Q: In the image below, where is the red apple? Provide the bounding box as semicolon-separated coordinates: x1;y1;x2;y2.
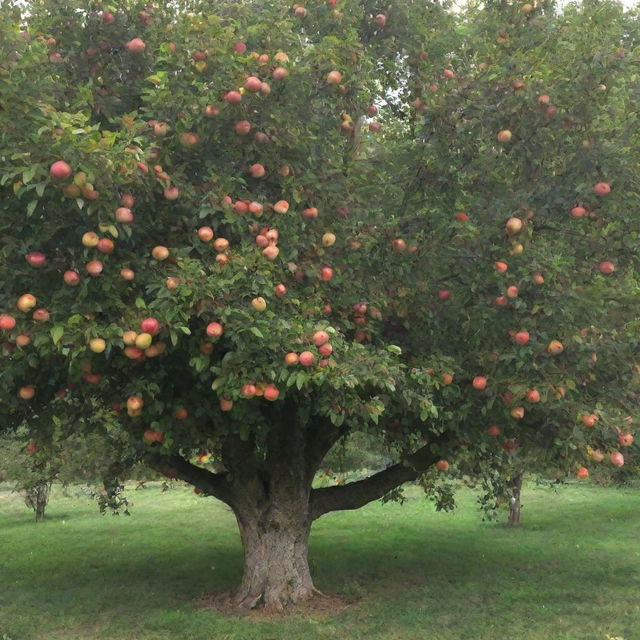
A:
220;397;233;411
302;207;318;219
320;267;333;281
571;206;587;218
250;163;266;178
233;42;247;54
204;104;220;117
263;384;280;401
244;76;262;92
50;160;72;180
274;284;287;298
274;200;290;214
526;389;540;403
576;466;589;479
213;238;229;252
284;352;299;365
437;289;451;301
241;383;257;398
514;331;530;345
120;268;135;281
487;425;501;436
206;322;224;338
436;459;449;471
25;252;46;268
197;226;214;242
617;433;634;447
125;38;146;54
442;69;455;79
497;130;512;143
115;207;134;223
312;330;329;346
224;90;242;104
392;238;406;252
140;317;160;335
598;261;615;275
610;451;624;467
18;385;35;400
0;314;16;330
97;238;114;254
263;245;280;260
374;13;387;27
326;70;342;84
299;351;315;367
593;182;611;196
582;414;598;428
547;340;564;355
235;120;251;136
506;285;519;298
472;376;487;390
164;186;180;200
151;246;169;260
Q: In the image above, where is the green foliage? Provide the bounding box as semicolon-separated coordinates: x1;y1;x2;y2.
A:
0;0;639;491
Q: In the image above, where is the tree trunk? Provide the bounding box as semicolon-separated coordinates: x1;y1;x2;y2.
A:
232;506;314;611
24;480;51;522
508;473;523;526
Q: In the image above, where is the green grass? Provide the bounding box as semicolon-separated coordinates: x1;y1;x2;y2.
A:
1;481;639;640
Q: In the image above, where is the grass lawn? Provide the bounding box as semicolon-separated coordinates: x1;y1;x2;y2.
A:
0;480;639;640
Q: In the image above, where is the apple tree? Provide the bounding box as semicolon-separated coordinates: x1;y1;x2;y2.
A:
1;0;639;610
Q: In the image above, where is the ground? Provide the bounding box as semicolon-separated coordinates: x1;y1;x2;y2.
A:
0;480;638;640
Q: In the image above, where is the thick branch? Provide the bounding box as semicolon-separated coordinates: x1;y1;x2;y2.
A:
309;438;445;520
144;451;234;508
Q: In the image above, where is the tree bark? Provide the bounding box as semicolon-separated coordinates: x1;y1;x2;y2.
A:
24;480;51;522
508;473;523;526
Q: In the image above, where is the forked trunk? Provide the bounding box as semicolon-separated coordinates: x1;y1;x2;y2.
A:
232;507;314;611
508;473;523;526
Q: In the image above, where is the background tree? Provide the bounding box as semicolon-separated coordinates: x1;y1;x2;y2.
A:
1;0;639;611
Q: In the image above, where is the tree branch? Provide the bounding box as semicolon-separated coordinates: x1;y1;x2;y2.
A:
144;451;234;508
309;437;446;520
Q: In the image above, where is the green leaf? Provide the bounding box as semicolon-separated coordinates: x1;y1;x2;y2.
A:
51;325;64;345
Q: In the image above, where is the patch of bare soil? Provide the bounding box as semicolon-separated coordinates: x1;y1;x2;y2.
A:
195;590;356;620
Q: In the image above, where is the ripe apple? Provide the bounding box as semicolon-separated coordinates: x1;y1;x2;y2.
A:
120;268;135;281
152;246;169;260
284;352;299;365
0;314;16;330
547;340;564;355
532;272;544;285
17;294;37;312
326;70;342;84
224;90;242;104
495;295;508;307
263;384;280;401
455;212;469;223
250;163;266;178
164;186;180;200
617;433;634;447
166;277;180;290
233;41;247;53
487;425;501;436
274;284;287;298
197;226;214;242
582;414;598;428
598;261;615;275
272;67;288;80
274;200;290;214
180;132;200;148
472;376;487;390
263;245;280;260
234;200;249;214
497;130;512;143
124;346;143;359
511;406;525;419
121;193;134;208
25;252;46;268
18;385;35;400
442;69;455;79
89;338;106;353
206;322;224;338
514;331;530;345
220;397;233;411
245;76;262;92
32;308;50;322
506;286;519;298
252;297;267;312
50;160;72;180
369;122;381;133
320;266;333;281
127;396;144;412
576;466;589;479
125;38;146;53
135;332;153;349
299;351;315;367
436;459;449;471
123;331;137;346
322;232;336;247
438;289;451;301
494;261;508;273
610;451;624;467
143;429;164;444
593;182;611;196
204;104;220;117
102;11;115;24
115;207;134;223
97;238;114;254
241;383;256;398
441;373;453;385
312;330;329;347
571;206;587;218
302;207;318;219
140;317;160;335
213;238;229;252
526;389;540;403
505;217;523;235
374;13;387;27
82;231;99;247
392;238;406;252
249;201;263;215
235;120;251;136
